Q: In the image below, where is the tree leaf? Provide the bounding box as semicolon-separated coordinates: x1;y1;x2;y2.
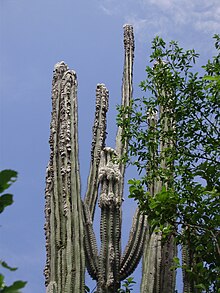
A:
1;280;27;292
0;260;17;272
0;170;17;194
0;194;13;213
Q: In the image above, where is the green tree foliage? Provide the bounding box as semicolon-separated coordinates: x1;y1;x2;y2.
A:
0;170;27;293
118;277;136;293
117;35;220;292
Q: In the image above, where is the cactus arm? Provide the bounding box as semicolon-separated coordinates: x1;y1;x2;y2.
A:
119;209;148;281
45;62;85;293
160;235;177;292
141;97;176;292
182;243;192;293
141;108;162;293
83;202;99;280
141;232;162;292
158;100;177;293
97;148;122;293
98;196;108;291
182;236;198;293
115;24;134;175
158;103;176;292
84;84;109;220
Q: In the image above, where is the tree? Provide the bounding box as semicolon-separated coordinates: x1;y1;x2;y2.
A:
117;35;220;292
0;170;27;293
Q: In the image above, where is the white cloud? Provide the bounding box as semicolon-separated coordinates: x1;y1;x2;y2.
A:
142;0;219;34
99;0;119;15
98;0;220;39
98;0;130;16
147;0;175;9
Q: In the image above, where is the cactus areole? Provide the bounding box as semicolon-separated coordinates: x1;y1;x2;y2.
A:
45;25;176;293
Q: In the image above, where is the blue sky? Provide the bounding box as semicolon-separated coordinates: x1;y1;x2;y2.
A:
0;0;219;292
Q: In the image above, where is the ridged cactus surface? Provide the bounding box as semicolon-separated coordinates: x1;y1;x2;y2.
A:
45;63;85;293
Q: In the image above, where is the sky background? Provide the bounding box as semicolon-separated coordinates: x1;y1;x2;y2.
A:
0;0;219;292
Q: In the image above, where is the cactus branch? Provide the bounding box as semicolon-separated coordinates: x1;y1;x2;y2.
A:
120;209;148;281
83;202;99;281
85;84;109;220
97;148;122;293
141;232;162;292
141;86;176;292
182;243;192;293
115;24;134;175
182;229;198;293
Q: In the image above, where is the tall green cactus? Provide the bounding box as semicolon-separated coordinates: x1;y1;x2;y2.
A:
45;25;178;293
45;63;85;293
141;74;177;293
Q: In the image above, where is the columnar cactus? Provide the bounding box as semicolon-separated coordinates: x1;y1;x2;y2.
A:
182;234;199;292
45;25;177;293
141;85;177;292
45;63;85;293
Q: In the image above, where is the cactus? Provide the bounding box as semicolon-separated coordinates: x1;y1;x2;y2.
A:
141;78;177;293
83;25;148;293
44;63;85;292
182;234;199;293
45;25;178;293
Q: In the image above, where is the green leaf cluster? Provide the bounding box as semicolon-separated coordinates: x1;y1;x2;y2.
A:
0;170;27;293
85;277;136;293
118;277;136;293
117;35;220;292
0;170;17;214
